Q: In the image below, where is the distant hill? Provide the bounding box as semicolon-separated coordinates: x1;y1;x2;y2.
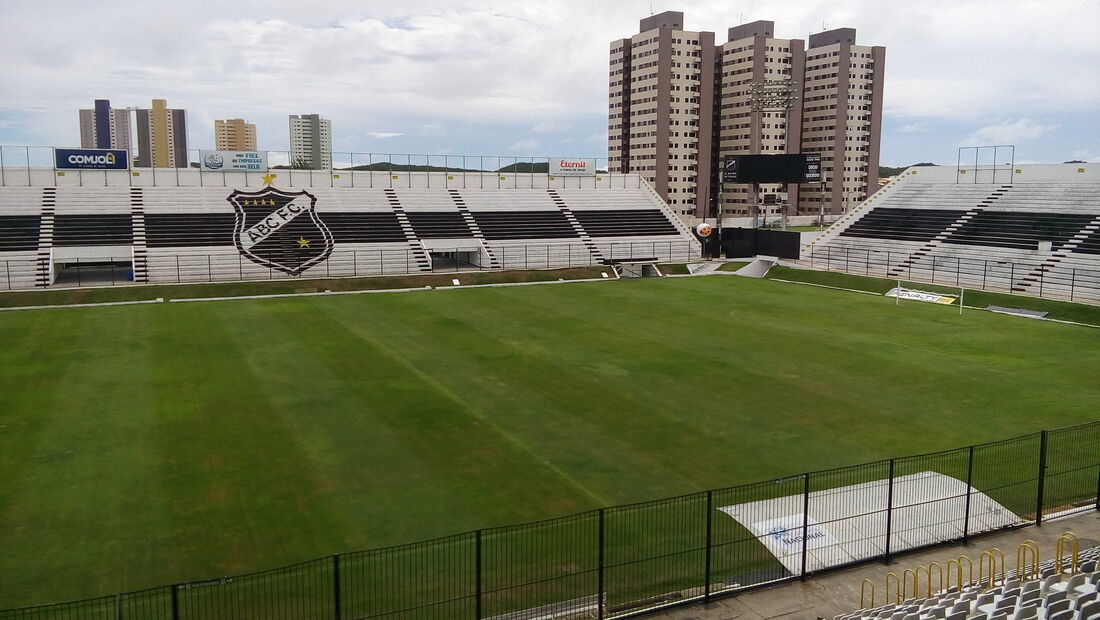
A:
879;162;936;177
342;162;484;172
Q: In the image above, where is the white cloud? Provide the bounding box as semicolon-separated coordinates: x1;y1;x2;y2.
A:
962;119;1058;145
506;138;540;153
897;122;929;134
368;132;404;139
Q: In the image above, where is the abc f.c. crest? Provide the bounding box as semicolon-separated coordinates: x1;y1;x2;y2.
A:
228;187;333;275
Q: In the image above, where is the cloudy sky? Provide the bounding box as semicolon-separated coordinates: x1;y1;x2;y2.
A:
0;0;1097;166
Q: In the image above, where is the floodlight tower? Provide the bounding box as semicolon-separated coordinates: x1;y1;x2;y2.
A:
748;79;797;228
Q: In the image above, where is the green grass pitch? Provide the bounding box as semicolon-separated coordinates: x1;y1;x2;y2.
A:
0;275;1097;607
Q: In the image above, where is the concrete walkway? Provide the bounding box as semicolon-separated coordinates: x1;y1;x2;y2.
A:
649;510;1100;620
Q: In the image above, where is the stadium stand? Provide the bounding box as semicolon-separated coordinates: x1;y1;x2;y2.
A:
802;165;1100;302
838;542;1100;620
0;178;699;288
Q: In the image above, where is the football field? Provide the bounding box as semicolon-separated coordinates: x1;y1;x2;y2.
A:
1;275;1097;607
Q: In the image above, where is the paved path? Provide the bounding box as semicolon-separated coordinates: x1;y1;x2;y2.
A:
649;510;1100;620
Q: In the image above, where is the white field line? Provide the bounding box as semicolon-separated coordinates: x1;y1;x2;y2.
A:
0;299;165;312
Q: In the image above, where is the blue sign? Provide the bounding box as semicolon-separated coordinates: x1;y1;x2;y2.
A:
55;148;129;170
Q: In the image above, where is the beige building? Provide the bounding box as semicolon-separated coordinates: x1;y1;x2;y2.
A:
609;11;884;219
214;119;257;151
134;99;188;168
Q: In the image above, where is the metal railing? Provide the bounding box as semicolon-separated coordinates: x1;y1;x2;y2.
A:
801;244;1100;304
0;146;619;188
3;421;1097;618
0;241;702;291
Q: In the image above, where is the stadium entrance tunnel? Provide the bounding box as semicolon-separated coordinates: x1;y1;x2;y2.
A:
52;259;135;286
611;261;661;278
430;249;485;270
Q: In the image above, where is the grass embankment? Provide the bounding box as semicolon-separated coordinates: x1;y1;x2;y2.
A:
717;261;752;272
0;267;609;308
766;265;1100;325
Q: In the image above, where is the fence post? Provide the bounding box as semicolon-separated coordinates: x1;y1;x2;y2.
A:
333;554;342;620
1095;462;1100;512
963;445;975;544
704;490;714;601
1095;461;1100;512
1035;431;1048;525
475;529;483;619
884;459;896;564
597;508;606;620
800;473;811;580
1070;269;1076;301
983;260;988;290
171;584;180;620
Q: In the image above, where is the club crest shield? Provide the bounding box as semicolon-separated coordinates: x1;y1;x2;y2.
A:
228;187;334;275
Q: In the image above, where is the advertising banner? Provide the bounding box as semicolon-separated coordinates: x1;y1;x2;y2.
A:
885;287;957;304
55;148;129;170
200;150;268;172
550;158;597;176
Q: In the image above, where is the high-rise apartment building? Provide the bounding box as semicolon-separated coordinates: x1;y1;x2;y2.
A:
609;11;884;219
214;118;257;151
134;99;189;168
78;99;132;151
289;114;332;170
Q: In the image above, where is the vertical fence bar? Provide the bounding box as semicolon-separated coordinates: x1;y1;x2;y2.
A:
963;445;974;544
704;490;714;601
1071;269;1076;301
333;554;341;620
1095;461;1100;511
800;472;811;580
475;529;483;619
884;459;896;564
597;508;606;620
1035;431;1048;525
171;585;179;620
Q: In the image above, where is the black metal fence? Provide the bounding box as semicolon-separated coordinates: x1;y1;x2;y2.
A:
3;421;1097;619
801;244;1100;304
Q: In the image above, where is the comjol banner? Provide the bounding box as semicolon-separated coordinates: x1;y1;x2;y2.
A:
55;148;129;170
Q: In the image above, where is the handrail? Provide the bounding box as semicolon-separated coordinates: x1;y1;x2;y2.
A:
1056;532;1080;574
1016;540;1040;581
860;578;875;609
978;548;1005;589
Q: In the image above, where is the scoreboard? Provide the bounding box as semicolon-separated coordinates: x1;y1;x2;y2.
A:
723;154;822;184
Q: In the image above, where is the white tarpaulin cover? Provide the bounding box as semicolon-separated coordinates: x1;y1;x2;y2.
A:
719;471;1022;574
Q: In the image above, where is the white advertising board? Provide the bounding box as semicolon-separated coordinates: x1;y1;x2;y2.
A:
200;150;268;172
885;287;956;305
719;471;1020;574
550;158;597;177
